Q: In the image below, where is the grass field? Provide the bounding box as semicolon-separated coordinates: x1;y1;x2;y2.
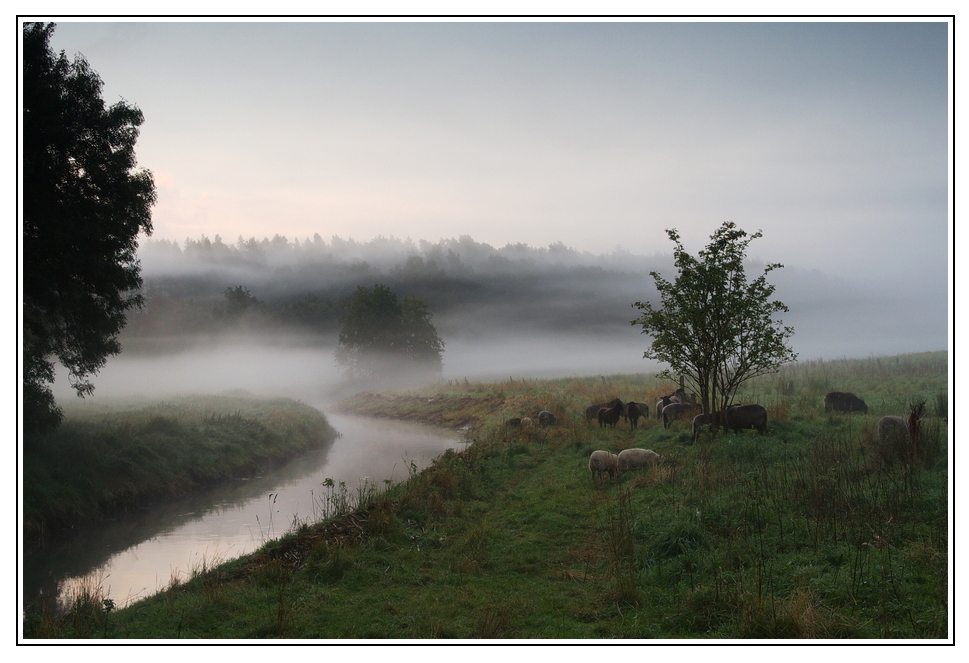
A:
24;351;948;640
22;394;338;539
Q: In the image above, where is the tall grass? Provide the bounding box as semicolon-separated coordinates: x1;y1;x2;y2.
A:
23;395;338;538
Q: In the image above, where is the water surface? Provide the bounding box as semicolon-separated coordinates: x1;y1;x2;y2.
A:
23;412;463;613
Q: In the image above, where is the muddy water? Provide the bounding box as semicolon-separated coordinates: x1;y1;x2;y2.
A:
22;412;464;615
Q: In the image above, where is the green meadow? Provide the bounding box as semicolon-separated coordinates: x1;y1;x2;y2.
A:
25;352;948;640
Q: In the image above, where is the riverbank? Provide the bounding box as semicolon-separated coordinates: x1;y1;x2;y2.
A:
25;352;949;639
22;394;338;539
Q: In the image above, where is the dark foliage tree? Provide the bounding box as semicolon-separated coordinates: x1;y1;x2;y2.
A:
221;285;263;318
631;222;797;415
23;22;156;433
336;284;444;378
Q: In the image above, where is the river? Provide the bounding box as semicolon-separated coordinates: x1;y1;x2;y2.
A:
22;411;465;616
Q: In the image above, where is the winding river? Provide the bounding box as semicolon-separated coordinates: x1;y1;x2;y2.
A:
22;411;464;615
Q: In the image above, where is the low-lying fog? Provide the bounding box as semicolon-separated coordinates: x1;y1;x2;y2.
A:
51;331;666;406
50;235;948;406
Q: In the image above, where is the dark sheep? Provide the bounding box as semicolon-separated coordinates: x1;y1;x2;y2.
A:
538;410;557;426
625;401;648;430
597;401;624;428
724;404;768;434
662;402;697;428
586;398;623;421
824;391;868;414
506;417;523;428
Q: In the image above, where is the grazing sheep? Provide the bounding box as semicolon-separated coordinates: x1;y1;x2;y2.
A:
824;391;868;414
618;448;664;472
586;398;623;420
662;402;697;428
506;417;523;428
691;410;726;443
538;410;557;426
691;405;766;441
589;450;620;480
521;417;533;427
876;415;909;464
724;404;768;435
597;400;624;428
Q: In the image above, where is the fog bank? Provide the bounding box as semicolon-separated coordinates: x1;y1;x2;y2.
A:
51;234;948;406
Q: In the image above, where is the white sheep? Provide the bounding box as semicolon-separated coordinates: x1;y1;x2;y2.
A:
589;450;620;481
618;448;664;472
521;417;533;427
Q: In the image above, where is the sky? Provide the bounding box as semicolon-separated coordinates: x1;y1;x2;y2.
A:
37;18;951;293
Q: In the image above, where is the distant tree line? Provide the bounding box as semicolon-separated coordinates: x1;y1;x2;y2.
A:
123;234;664;343
140;233;656;275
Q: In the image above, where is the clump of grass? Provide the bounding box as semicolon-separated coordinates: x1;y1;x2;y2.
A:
25;575;116;639
473;605;515;638
739;587;856;639
305;543;352;584
605;489;639;606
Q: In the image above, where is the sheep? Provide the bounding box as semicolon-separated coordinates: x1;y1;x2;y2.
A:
824;391;868;414
625;402;646;430
586;398;623;420
724;404;768;434
521;417;533;427
589;450;620;481
618;448;664;472
655;388;688;418
662;402;697;428
538;410;557;426
655;395;677;419
690;404;767;442
597;400;624;428
691;410;726;443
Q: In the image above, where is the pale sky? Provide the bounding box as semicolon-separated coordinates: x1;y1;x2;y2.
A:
42;18;950;289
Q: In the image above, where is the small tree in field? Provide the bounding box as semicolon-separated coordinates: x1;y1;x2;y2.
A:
631;222;797;415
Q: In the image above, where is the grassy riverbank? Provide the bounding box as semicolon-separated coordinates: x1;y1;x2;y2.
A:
26;352;949;640
22;394;338;538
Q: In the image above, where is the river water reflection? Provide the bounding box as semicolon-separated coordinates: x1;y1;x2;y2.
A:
23;412;464;614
